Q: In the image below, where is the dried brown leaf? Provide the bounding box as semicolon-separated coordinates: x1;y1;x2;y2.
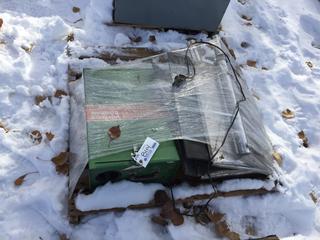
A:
35;95;46;105
148;35;156;43
108;125;121;146
306;61;313;69
0;122;9;133
237;0;247;5
217;25;223;33
247;60;257;68
281;108;295;119
309;191;318;204
55;163;69;175
52;152;68;166
14;174;27;186
171;211;184;226
68;67;82;81
0;18;3;29
160;201;174;219
21;43;34;53
45;132;55;141
72;7;80;13
241;15;252;21
240;41;250;48
298;130;309;148
30;130;42;144
154;190;170;206
54;89;68;98
160;200;184;226
298;130;305;139
14;172;38;186
66;32;74;42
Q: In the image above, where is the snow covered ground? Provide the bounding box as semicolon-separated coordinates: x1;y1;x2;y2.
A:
0;0;319;239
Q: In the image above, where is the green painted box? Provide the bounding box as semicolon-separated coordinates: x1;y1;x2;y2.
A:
83;67;181;189
89;141;180;188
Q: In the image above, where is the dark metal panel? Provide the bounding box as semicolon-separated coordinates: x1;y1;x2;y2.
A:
113;0;230;32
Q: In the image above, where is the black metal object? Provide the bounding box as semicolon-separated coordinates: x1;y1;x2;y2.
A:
113;0;231;32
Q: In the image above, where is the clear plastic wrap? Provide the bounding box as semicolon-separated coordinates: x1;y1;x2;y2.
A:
69;36;276;195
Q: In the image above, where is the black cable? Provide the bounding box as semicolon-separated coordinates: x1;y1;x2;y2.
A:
184;40;247;162
173;40;247;217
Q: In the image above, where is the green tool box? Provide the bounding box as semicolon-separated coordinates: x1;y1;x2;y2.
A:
83;67;181;189
89;141;180;188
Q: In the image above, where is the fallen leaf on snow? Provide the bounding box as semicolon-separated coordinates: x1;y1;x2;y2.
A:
154;190;170;206
0;18;3;29
54;89;68;98
68;67;82;81
247;60;257;68
21;43;34;53
72;7;80;13
298;130;309;148
241;15;252;21
14;172;38;186
281;108;295;119
240;41;250;48
66;32;74;42
237;0;247;5
149;35;156;43
306;61;313;69
52;152;69;175
171;211;184;226
52;152;68;166
14;174;27;186
30;130;42;144
0;121;9;133
160;201;184;226
45;132;55;141
55;163;69;175
35;95;46;105
309;191;318;204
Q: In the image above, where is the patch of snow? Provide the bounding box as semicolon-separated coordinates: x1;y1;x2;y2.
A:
76;181;165;211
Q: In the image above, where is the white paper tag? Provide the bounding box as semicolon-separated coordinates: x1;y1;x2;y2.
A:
132;137;159;168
